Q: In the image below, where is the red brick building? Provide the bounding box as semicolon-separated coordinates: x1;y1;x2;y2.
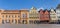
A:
39;9;44;21
43;9;49;22
39;9;50;23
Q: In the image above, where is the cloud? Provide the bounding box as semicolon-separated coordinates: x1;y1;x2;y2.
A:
0;9;4;10
37;7;44;11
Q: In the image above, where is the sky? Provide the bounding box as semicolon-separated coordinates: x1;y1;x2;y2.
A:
0;0;60;10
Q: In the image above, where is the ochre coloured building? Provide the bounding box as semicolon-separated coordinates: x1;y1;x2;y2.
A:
0;10;3;24
1;10;20;24
0;9;29;24
20;9;29;24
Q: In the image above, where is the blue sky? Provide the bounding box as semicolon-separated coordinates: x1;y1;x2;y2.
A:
0;0;60;10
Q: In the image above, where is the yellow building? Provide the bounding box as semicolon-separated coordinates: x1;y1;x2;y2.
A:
20;9;29;24
0;10;21;24
29;7;39;24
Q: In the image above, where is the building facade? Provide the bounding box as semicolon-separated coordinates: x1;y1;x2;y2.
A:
29;7;39;24
20;9;29;24
56;9;60;23
0;6;60;24
0;9;29;24
1;10;20;24
43;9;50;23
50;8;58;23
0;10;3;24
56;4;60;23
39;9;44;21
39;9;49;23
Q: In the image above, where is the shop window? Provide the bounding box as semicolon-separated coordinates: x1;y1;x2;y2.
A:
22;20;27;24
15;19;17;24
18;20;21;24
2;20;4;24
5;20;10;23
29;20;34;24
12;19;17;24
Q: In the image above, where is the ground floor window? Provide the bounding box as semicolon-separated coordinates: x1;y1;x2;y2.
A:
5;20;10;24
2;20;4;24
34;20;40;24
29;20;40;24
18;19;21;24
29;20;34;24
12;19;17;24
22;20;27;24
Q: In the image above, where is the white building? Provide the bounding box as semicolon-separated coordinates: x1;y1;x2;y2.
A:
50;8;58;23
56;9;60;23
56;4;60;23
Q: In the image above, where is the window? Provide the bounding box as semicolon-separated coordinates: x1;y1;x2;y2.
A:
22;20;27;24
12;20;13;23
58;16;60;18
51;11;55;13
15;19;17;24
12;15;15;18
57;12;60;14
51;16;56;17
6;15;10;19
18;15;20;18
12;19;17;24
9;15;10;18
18;19;21;24
5;20;10;23
6;15;8;18
34;20;40;24
12;15;14;18
22;14;26;18
2;20;4;24
2;15;4;18
29;20;34;24
15;15;16;18
6;15;10;18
